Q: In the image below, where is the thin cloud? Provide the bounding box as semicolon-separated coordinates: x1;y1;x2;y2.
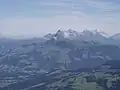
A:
30;0;120;16
82;0;120;11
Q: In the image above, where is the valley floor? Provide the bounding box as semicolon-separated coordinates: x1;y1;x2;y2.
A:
1;70;120;90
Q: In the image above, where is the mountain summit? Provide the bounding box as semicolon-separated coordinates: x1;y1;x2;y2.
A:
44;29;79;40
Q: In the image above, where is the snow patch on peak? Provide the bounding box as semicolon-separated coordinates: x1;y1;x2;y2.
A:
64;29;79;37
81;29;108;38
55;29;79;38
99;31;108;38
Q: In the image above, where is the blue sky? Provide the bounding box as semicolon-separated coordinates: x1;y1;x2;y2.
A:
0;0;120;38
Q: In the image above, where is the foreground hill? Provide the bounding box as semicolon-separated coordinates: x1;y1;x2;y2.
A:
1;70;120;90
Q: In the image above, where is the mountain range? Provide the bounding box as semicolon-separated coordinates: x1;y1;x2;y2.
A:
44;29;117;40
0;29;120;88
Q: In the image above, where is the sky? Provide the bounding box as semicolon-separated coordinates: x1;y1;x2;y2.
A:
0;0;120;38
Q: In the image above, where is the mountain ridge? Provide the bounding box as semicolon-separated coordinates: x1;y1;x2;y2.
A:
44;29;108;40
44;29;120;42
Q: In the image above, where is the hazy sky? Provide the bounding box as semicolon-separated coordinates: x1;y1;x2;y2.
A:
0;0;120;38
